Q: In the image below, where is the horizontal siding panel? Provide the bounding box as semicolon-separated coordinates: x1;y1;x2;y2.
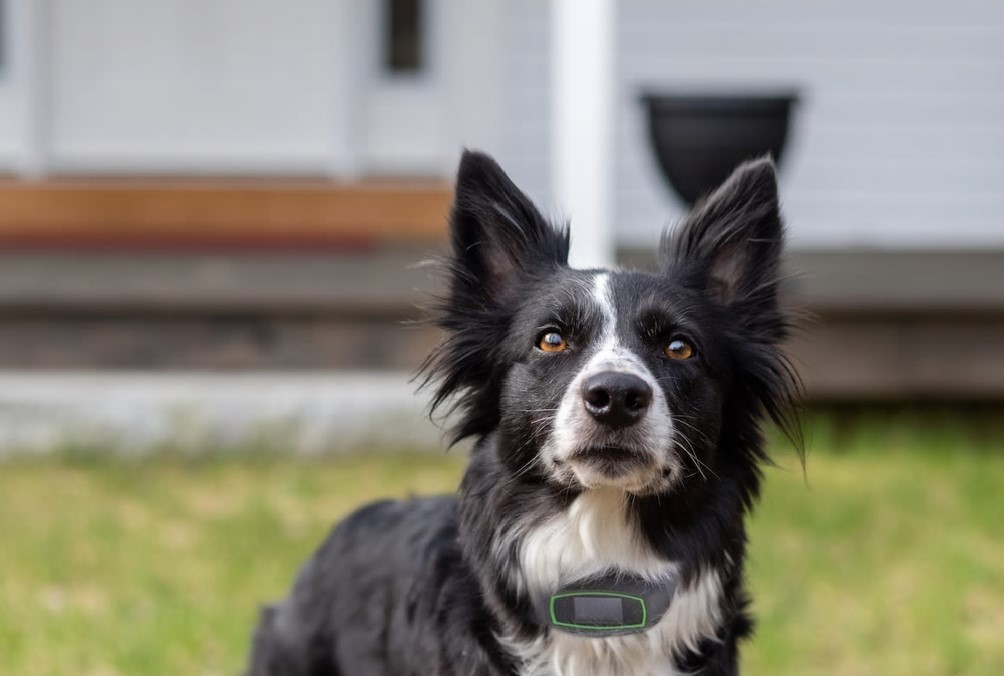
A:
623;60;1004;94
620;26;1004;59
618;189;1004;216
622;123;1004;162
620;0;1004;25
495;0;551;205
616;0;1004;248
814;95;1004;127
621;169;1004;196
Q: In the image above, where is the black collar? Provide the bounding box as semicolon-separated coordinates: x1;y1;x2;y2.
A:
536;570;679;637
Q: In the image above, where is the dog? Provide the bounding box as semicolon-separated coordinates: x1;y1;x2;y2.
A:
246;150;801;676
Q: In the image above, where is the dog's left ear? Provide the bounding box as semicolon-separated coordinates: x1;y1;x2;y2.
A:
661;157;784;308
663;159;802;453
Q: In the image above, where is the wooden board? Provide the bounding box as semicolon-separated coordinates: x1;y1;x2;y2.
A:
0;179;452;249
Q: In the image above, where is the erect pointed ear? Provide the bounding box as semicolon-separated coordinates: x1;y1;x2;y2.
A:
419;151;569;444
660;158;784;307
449;150;569;301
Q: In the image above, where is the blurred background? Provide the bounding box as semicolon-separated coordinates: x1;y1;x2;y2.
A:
0;1;1001;674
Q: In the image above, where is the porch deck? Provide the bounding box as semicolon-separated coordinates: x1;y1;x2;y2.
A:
0;179;452;249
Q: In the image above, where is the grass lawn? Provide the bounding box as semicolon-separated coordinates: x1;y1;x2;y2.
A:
1;413;1002;675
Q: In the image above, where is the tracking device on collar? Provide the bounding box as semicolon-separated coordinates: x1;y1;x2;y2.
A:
538;571;679;637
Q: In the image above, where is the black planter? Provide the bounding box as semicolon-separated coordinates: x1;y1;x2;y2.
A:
641;92;798;205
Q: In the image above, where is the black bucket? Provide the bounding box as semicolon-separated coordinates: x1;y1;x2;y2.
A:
640;92;799;205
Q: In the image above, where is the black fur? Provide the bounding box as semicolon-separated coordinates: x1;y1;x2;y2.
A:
247;151;801;675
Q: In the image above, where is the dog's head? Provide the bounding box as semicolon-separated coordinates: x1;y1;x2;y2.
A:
423;151;799;495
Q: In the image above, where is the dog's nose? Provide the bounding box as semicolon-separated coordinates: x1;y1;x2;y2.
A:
580;371;652;427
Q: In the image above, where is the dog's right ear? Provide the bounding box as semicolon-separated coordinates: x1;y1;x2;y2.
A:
449;150;569;303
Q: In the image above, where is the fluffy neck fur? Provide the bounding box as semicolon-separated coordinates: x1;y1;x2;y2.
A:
457;429;757;676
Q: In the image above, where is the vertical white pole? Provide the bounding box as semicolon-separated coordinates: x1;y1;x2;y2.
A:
552;0;616;269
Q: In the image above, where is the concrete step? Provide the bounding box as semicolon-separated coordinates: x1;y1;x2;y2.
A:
0;371;451;455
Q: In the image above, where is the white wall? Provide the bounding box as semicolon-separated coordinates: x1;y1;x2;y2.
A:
489;0;554;212
441;0;505;165
0;0;43;174
4;0;996;252
356;0;508;177
38;0;512;179
0;0;549;184
616;0;1004;249
47;0;341;175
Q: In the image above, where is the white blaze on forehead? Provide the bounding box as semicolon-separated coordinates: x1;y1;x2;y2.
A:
587;272;648;379
592;272;618;345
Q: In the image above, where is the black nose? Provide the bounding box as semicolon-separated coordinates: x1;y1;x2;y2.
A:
580;371;652;427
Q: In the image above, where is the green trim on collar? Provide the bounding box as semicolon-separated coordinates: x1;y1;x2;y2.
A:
538;571;678;638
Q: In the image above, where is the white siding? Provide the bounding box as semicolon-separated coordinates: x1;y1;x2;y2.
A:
616;0;1004;249
442;0;506;164
491;0;553;212
47;0;341;174
38;0;560;182
0;0;43;174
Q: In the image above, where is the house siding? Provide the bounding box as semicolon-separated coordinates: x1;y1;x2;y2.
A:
46;0;343;174
490;0;554;213
616;0;1004;249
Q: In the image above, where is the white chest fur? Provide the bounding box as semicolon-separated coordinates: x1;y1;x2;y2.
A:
505;489;724;676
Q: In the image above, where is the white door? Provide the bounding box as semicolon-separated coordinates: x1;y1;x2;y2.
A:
358;0;451;176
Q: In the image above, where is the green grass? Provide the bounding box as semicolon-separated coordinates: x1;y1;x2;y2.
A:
748;413;1004;675
1;414;1002;675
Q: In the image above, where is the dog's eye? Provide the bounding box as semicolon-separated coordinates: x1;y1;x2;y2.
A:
537;332;568;353
663;338;694;360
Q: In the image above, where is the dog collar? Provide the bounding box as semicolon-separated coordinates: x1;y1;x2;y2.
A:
537;571;679;637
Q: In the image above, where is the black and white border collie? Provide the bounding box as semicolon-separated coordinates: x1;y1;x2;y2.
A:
247;151;801;676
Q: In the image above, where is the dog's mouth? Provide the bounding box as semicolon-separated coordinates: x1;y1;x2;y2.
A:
567;445;654;479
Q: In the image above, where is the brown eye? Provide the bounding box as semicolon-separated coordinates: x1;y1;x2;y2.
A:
538;332;568;353
664;338;694;360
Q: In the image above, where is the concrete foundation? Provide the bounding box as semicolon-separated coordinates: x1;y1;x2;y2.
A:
0;371;449;455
